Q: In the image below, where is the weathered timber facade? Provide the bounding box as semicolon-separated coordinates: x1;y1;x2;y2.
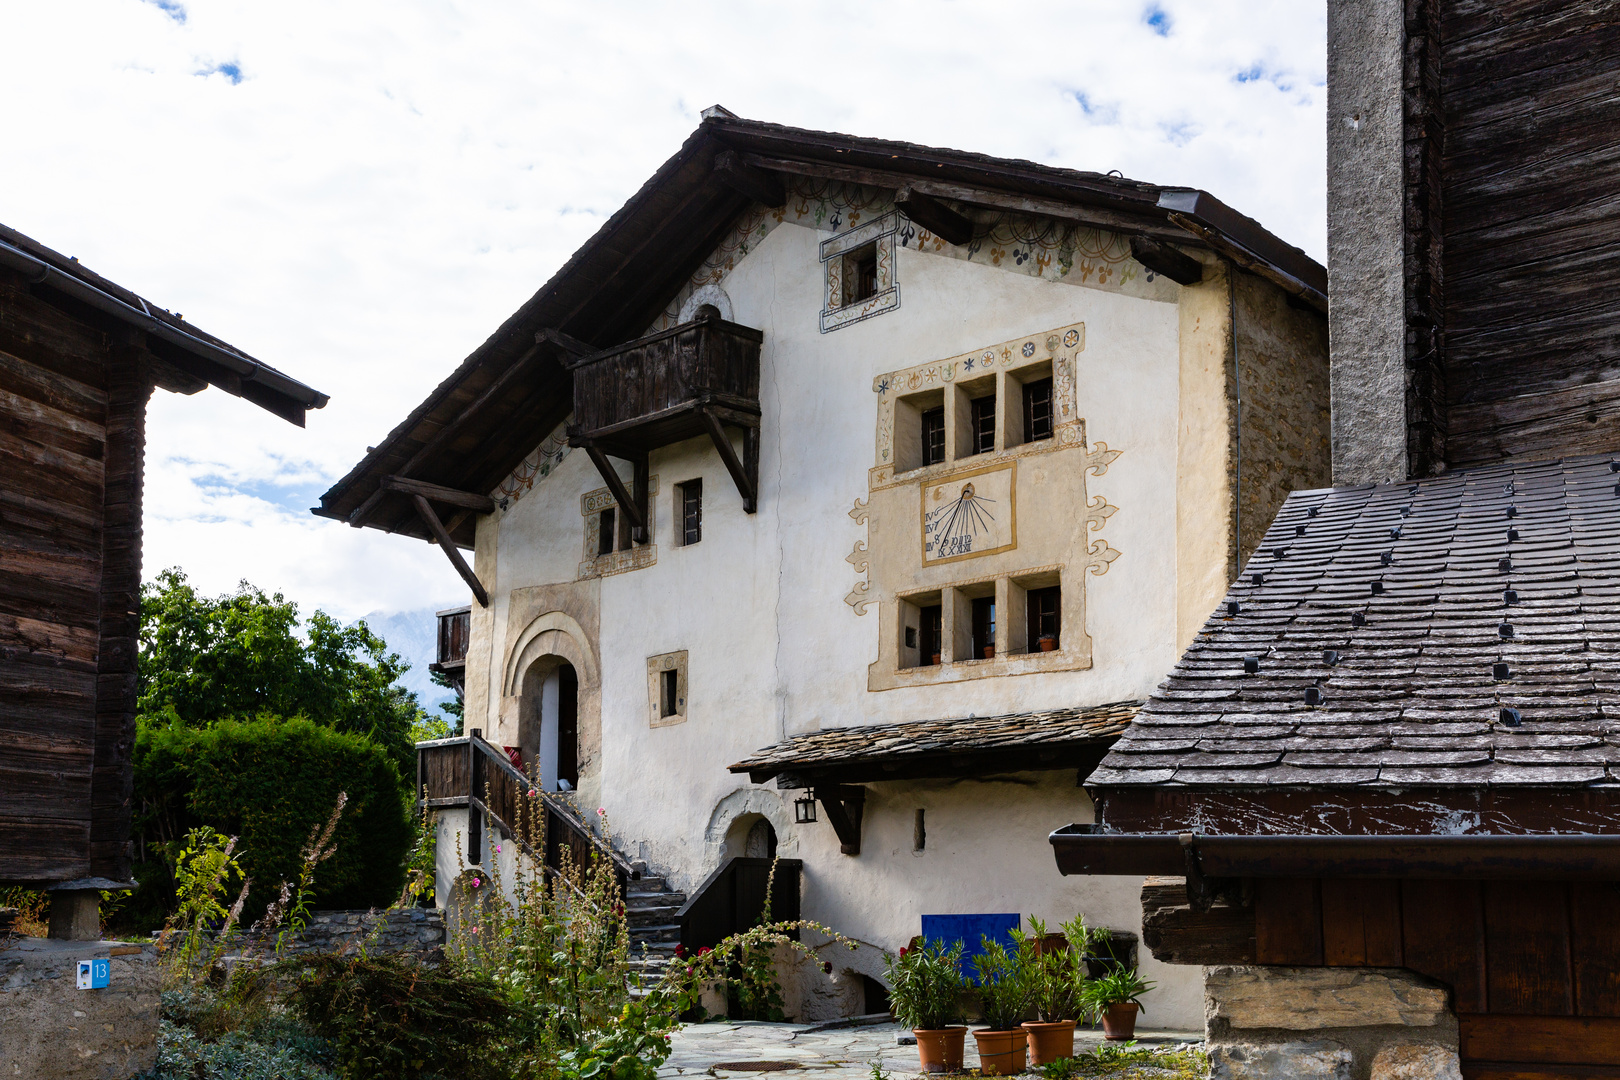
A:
0;224;323;894
1058;2;1620;1075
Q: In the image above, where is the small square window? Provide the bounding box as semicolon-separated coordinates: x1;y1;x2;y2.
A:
679;479;702;546
597;508;617;556
918;605;943;665
1024;378;1054;443
843;243;878;306
647;650;688;726
921;407;946;467
970;394;996;455
1027;585;1060;652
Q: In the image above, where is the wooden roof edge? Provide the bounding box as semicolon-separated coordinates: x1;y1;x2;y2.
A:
317;110;1326;528
0;221;328;425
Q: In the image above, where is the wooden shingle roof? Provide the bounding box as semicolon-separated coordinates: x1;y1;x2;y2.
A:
1090;454;1620;793
730;701;1140;786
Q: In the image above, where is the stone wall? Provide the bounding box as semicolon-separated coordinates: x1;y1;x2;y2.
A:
1205;966;1461;1080
0;937;161;1080
230;907;445;959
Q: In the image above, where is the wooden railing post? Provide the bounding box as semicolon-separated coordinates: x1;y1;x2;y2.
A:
469;729;483;867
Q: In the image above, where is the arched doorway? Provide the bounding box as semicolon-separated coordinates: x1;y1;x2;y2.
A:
743;817;777;859
522;658;578;791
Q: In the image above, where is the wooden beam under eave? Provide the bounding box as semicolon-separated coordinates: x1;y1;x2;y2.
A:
894;186;974;246
714;150;786;208
383;475;496;514
814;785;865;856
410;494;489;607
1129;235;1203;286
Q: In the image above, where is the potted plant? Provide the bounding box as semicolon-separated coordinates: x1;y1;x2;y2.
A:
1014;915;1106;1065
1038;634;1058;652
884;938;968;1073
970;934;1032;1075
1081;965;1155;1041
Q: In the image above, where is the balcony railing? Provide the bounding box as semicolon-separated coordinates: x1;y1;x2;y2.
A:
567;313;763;533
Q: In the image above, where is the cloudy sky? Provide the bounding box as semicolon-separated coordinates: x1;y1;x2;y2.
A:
2;0;1326;624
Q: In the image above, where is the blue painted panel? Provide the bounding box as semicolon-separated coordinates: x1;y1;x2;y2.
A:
919;913;1020;983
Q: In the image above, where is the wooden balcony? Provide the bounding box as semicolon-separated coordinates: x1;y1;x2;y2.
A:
428;605;470;697
566;313;763;538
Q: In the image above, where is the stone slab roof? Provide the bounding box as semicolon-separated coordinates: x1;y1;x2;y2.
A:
730;701;1141;785
1091;454;1620;790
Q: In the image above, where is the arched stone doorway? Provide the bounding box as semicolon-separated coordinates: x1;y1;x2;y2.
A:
520;657;579;791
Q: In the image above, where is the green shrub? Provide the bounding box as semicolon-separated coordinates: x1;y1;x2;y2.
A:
135;716;411;922
286;953;511;1080
883;938;966;1030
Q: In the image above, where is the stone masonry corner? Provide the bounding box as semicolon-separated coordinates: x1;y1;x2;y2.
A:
1204;966;1461;1080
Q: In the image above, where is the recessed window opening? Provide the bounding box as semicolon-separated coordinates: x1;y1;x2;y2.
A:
971;596;996;659
660;668;680;718
679;479;702;546
1024;377;1054;442
919;604;943;665
843;242;878;305
1027;585;1061;652
694;303;722;321
970;394;996;455
913;808;926;852
921;406;946;467
597;508;616;556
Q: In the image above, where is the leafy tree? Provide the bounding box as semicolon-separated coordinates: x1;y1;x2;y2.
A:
138;568;423;773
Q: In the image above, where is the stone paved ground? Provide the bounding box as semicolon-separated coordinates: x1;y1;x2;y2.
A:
660;1020;1203;1077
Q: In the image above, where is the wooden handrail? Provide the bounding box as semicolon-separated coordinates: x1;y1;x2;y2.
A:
677;856;802;953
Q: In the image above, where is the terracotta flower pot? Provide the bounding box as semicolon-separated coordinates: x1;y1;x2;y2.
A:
1102;1002;1140;1040
972;1028;1028;1075
930;652;942;665
1022;1019;1076;1066
913;1027;966;1073
1038;636;1058;652
982;645;996;659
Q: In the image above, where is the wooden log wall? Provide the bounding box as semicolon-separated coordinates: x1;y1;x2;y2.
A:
1436;1;1620;467
0;269;115;884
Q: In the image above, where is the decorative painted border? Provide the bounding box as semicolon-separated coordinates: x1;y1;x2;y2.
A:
493;417;573;506
820;213;900;334
578;477;659;579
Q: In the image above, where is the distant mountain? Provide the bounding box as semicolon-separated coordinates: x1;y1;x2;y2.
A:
360;607;460;719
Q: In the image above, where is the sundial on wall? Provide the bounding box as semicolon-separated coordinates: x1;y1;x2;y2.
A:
921;462;1016;565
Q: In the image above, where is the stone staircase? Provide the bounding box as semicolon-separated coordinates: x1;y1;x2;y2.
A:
624;871;686;991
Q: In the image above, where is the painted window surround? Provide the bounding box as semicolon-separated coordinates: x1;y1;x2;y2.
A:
579;477;659;579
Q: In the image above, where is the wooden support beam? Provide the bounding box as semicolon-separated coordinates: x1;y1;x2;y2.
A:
384;475;496;514
714;150;786;208
1140;876;1255;966
698;406;758;514
1129;235;1204;286
894;186;974;246
814;785;865;856
580;443;647;535
537;327;598;367
410;494;489;607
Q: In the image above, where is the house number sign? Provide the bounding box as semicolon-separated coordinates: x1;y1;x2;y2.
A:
921;461;1016;565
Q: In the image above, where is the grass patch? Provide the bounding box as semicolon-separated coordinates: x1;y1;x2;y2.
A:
1040;1041;1209;1079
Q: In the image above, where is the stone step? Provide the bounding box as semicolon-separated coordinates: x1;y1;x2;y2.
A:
627;876;667;894
627;922;680;944
626;890;685;910
626;903;683;924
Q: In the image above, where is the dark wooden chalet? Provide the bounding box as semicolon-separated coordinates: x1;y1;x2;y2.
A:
1052;4;1620;1076
0;223;324;932
311;109;1326;599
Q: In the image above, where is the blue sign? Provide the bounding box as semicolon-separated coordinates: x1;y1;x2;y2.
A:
919;913;1020;983
76;959;110;990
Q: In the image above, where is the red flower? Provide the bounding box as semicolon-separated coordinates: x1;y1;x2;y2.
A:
898;946;909;957
674;944;686;959
697;946;712;956
822;962;833;974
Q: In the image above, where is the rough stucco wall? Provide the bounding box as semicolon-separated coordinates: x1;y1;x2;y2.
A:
1235;272;1332;565
1176;257;1238;648
0;939;160;1080
1328;0;1408;485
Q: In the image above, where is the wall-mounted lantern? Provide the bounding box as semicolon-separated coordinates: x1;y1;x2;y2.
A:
794;794;818;824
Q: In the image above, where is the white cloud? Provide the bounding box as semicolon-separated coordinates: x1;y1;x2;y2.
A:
0;0;1324;622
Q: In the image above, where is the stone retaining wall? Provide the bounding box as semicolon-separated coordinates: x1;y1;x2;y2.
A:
1205;966;1461;1080
229;907;445;959
0;937;161;1080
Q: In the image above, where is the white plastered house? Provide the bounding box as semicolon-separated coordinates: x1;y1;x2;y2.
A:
316;110;1330;1028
